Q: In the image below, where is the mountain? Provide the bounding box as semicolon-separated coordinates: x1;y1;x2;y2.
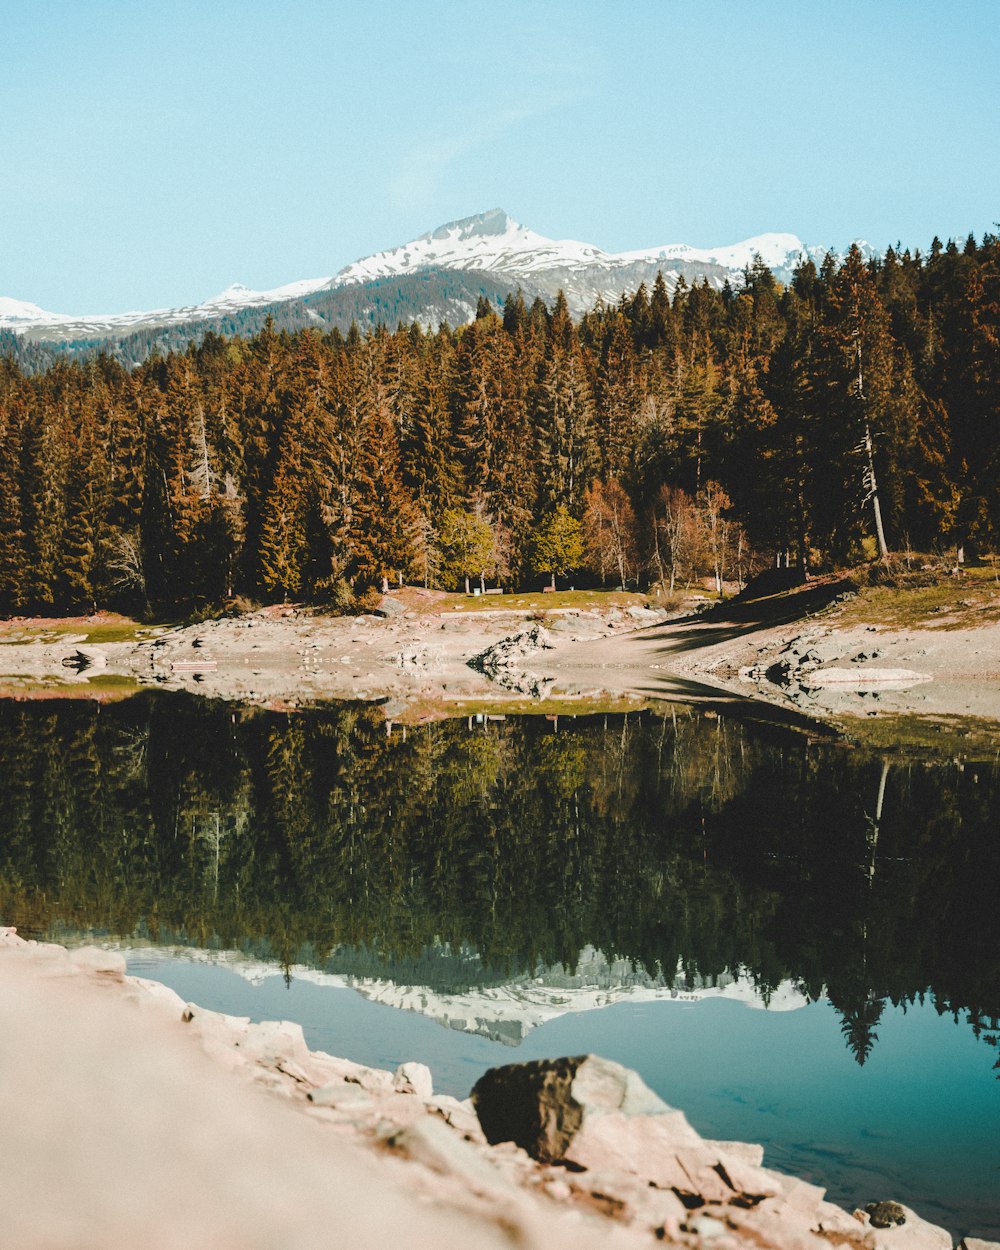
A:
330;208;824;311
0;210;863;360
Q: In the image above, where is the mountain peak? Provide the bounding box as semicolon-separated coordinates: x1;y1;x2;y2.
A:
426;208;519;242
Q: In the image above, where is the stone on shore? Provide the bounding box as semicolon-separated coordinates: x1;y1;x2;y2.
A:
471;1052;721;1187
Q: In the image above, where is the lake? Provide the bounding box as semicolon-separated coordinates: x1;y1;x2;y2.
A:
1;692;998;1238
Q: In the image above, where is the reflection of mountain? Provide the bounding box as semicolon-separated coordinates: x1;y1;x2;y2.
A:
1;693;998;1070
115;942;811;1045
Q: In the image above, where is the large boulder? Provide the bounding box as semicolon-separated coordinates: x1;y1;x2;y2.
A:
470;1054;702;1178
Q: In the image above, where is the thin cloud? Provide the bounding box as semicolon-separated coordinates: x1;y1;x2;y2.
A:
387;94;577;211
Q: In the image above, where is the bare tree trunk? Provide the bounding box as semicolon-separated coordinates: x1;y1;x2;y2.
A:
864;420;889;560
856;336;889;561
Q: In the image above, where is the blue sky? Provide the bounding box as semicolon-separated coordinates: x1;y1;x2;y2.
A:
2;0;998;312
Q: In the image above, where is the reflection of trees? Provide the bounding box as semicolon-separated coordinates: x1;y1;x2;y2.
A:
839;992;884;1066
0;694;998;1071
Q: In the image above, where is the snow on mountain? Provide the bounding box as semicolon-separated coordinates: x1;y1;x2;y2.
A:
0;209;856;344
332;208;613;285
0;296;72;325
335;210;809;287
0;275;334;343
110;939;812;1046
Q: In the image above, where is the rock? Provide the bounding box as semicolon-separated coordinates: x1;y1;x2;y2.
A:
704;1139;765;1167
393;1061;433;1099
426;1094;485;1141
547;615;582;633
375;596;406;618
801;667;931;690
689;1214;729;1239
388;1115;516;1197
237;1019;310;1067
469;623;554;679
960;1240;1000;1250
470;1054;700;1173
854;1203;952;1250
625;606;664;624
308;1082;374;1109
61;645;108;672
764;659;798;686
866;1201;908;1228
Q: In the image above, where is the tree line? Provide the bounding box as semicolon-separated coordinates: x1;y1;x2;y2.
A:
0;229;997;614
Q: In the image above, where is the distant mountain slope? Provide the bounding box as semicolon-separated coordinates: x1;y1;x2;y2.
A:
1;209;861;365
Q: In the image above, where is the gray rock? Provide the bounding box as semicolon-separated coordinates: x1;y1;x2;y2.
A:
375;596;406;618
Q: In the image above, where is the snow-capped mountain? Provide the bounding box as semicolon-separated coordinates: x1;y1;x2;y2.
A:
1;209;854;348
333;208;816;305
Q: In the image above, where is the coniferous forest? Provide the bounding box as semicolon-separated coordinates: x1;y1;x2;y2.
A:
0;235;997;615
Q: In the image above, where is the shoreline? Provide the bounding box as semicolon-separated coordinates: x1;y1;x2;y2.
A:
1;587;998;743
2;925;990;1250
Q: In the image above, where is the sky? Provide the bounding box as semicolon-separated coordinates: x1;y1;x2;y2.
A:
2;0;998;313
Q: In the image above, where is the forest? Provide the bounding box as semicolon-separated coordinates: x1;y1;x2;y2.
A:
0;232;997;614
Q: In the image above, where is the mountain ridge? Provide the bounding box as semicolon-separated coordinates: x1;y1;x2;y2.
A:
0;209;866;352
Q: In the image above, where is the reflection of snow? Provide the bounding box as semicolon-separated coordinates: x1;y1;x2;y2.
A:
110;940;812;1045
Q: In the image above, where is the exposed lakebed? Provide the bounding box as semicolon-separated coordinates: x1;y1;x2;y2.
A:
1;692;998;1237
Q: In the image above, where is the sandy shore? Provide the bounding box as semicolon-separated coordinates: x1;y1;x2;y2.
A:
1;588;998;727
3;926;984;1250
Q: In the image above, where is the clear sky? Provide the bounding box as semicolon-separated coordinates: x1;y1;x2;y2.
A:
2;0;998;313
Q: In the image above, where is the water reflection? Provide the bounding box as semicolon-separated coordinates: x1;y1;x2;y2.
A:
1;693;998;1074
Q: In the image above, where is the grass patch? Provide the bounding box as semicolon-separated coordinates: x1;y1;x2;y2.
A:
825;565;1000;630
0;616;170;646
401;588;667;616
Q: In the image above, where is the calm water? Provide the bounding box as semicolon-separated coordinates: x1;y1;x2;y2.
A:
1;693;998;1237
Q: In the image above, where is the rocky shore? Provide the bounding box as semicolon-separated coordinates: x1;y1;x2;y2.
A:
1;586;998;728
1;927;994;1250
